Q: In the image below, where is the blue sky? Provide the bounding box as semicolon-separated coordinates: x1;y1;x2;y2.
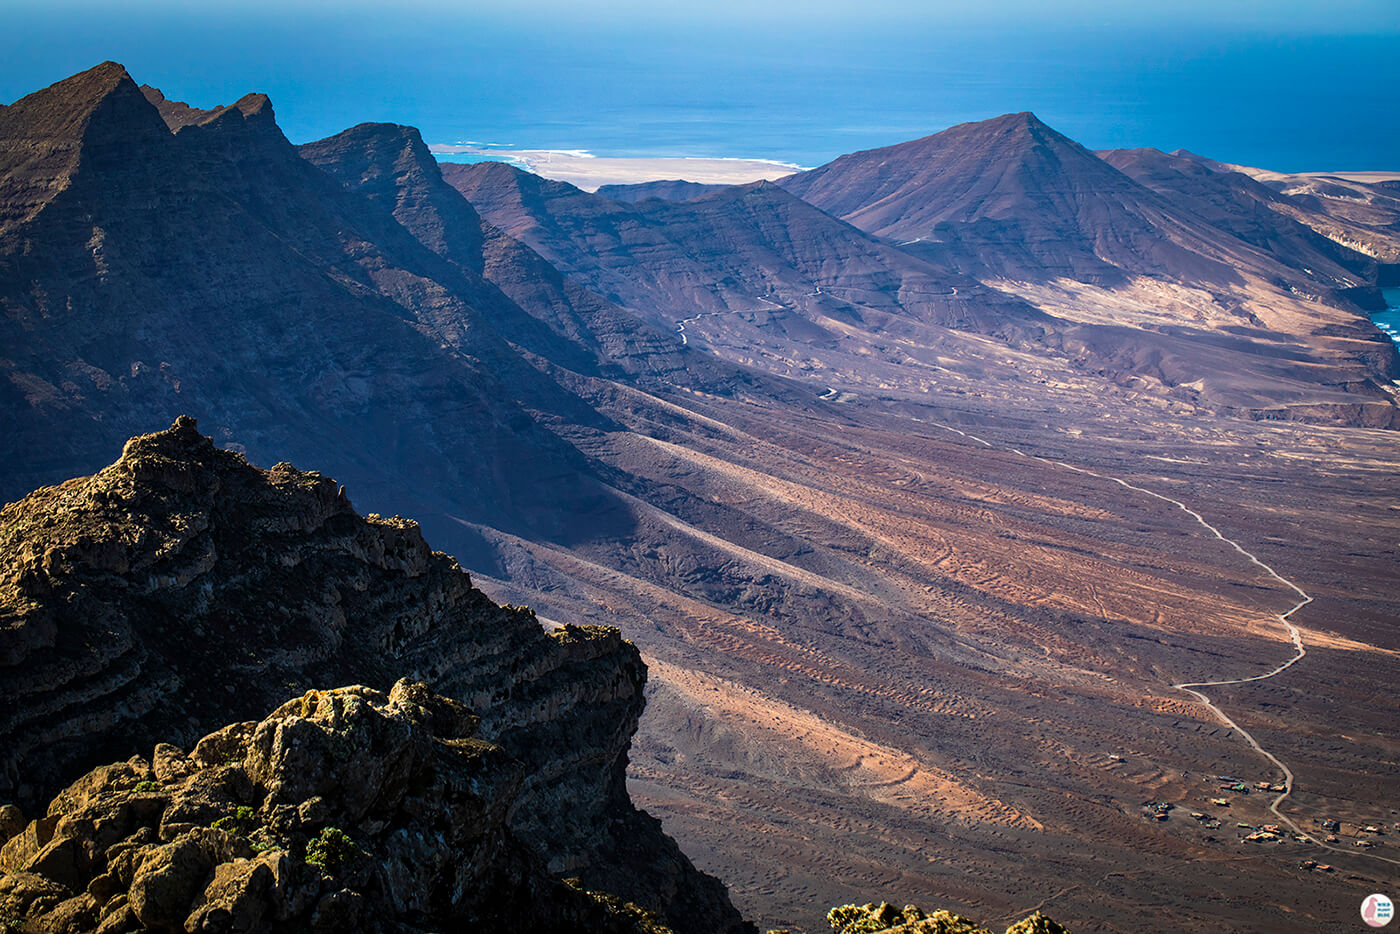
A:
4;1;1398;170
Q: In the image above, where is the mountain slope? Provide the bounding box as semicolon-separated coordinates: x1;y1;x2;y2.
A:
297;123;701;384
1172;150;1400;270
442;161;1050;353
1100;146;1380;305
777;112;1386;301
597;179;731;203
773;113;1398;419
776;112;1236;284
0;63;636;563
445;151;1398;425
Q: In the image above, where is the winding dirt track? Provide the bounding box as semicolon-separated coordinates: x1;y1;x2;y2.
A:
925;418;1400;869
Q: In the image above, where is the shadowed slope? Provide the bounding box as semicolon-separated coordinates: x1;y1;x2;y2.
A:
0;64;636;561
1173;150;1400;269
1100;146;1380;305
597;179;732;203
299;123;705;385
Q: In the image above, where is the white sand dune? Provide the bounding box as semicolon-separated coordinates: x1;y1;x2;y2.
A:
428;144;805;191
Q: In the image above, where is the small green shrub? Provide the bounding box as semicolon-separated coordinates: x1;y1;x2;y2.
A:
132;780;162;793
212;805;256;835
305;826;356;874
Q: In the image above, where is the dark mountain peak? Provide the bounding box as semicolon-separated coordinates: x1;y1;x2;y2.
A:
778;108;1121;222
141;84;277;136
691;176;776;201
442;157;514;179
24;60;134;111
164;89;298;180
1;60;155;143
776;111;1236;284
300;121;492;268
868;111;1072;162
299;121;438;185
0;61;170;234
444;157;542;190
440;160;593;223
980;109;1050;132
778;109;1282;285
1100;147;1254;193
938;110;1097;165
311;120;425;152
299;123;637;378
230;91;272;119
140;83;212;129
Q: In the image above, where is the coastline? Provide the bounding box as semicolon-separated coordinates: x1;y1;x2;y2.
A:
428;144;806;191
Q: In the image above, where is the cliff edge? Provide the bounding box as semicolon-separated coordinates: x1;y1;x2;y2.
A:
0;679;674;932
0;417;748;934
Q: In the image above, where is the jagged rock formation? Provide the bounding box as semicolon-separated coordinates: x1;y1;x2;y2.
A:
0;417;749;934
825;902;1070;934
0;678;674;933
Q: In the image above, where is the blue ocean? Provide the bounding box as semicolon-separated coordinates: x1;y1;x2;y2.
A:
4;6;1398;172
1376;288;1400;354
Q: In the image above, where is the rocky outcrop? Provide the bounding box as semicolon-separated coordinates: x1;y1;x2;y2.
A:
0;678;675;933
826;902;1071;934
0;417;749;934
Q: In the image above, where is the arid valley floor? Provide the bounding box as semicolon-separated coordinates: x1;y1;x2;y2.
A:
473;375;1400;932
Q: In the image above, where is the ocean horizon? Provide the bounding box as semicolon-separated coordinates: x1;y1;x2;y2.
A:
5;7;1399;174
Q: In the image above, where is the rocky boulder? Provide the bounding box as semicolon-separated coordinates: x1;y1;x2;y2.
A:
0;679;673;933
825;902;1071;934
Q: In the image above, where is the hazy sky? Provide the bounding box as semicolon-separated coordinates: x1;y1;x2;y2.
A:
4;1;1398;170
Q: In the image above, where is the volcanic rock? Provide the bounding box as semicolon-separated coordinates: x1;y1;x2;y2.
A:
0;417;748;934
595;180;730;203
0;677;677;933
442;161;1046;340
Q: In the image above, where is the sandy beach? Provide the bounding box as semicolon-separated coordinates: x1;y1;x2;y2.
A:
428;145;805;191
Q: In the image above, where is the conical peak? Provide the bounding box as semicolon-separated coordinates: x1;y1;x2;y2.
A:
38;61;134;108
4;61;149;134
949;110;1070;147
984;110;1046;130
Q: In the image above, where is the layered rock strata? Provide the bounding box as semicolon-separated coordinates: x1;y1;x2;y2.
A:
0;417;747;934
